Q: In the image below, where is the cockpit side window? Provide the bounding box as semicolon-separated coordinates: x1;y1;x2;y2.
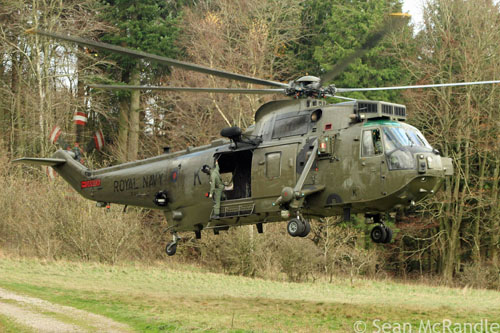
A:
362;128;383;157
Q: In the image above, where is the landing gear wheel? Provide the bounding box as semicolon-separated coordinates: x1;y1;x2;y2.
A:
299;219;311;237
166;232;180;256
287;218;305;237
383;226;393;244
165;242;177;256
370;225;387;244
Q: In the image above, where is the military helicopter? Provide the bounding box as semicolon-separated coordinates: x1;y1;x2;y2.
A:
15;14;500;256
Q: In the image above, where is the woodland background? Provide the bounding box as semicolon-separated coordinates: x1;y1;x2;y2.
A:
0;0;499;289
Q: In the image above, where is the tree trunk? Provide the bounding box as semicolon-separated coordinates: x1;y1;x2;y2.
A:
490;157;500;267
473;154;487;263
117;98;129;163
127;67;140;161
11;50;24;156
0;53;5;150
76;46;86;144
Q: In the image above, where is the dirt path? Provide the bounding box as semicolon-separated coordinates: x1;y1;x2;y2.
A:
0;287;131;332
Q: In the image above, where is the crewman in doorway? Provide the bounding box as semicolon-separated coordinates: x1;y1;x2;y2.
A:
209;160;224;219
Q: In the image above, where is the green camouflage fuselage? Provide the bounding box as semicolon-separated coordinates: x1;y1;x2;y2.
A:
41;98;451;232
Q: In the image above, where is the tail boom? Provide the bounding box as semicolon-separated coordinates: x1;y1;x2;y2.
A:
13;150;92;199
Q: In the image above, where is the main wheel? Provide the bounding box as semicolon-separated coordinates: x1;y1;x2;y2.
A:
370;225;387;244
165;242;177;256
383;226;393;244
299;219;311;237
287;218;305;237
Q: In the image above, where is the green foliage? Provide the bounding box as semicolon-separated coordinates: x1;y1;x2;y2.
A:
99;0;181;78
292;0;411;102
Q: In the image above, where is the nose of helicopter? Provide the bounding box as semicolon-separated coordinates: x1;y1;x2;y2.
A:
405;153;453;202
415;153;453;176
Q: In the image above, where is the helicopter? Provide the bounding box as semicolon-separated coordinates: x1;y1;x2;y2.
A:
14;14;500;256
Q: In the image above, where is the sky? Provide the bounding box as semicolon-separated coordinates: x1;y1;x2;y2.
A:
402;0;425;28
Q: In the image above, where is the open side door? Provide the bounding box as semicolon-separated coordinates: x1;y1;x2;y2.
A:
215;149;255;218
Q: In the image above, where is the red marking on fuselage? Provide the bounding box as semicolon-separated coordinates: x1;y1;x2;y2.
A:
81;179;101;189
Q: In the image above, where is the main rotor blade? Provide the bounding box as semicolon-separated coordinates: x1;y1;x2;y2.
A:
326;95;357;101
29;29;289;88
320;13;411;84
336;80;500;93
89;84;286;94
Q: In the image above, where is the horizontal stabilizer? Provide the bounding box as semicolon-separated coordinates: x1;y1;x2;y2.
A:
12;157;66;167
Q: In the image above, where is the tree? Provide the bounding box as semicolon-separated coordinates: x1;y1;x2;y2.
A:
400;0;500;281
98;0;180;162
292;0;411;102
152;0;303;151
0;0;109;158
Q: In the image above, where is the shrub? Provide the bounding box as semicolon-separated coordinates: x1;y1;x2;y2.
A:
0;155;149;264
458;263;500;290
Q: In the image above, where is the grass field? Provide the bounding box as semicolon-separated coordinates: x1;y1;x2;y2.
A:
0;313;32;333
0;257;499;332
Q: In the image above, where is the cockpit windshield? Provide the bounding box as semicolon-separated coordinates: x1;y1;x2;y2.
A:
361;121;433;170
380;123;432;170
382;124;432;152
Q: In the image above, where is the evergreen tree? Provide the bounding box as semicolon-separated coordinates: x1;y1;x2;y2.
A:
293;0;411;102
98;0;181;161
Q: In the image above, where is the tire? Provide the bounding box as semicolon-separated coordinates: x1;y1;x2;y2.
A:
165;242;177;256
370;225;387;244
287;218;305;237
299;219;311;237
383;226;393;244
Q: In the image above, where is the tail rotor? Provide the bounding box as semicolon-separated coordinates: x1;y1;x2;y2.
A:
47;111;105;180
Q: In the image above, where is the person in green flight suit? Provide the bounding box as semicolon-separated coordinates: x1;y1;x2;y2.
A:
209;159;224;219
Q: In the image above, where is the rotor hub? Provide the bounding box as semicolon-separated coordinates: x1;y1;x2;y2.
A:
286;76;337;99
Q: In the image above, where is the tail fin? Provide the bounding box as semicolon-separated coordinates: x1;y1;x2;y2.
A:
13;150;91;196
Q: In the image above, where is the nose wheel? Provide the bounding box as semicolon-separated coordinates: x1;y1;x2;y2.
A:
287;216;311;237
370;224;393;244
367;214;393;244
